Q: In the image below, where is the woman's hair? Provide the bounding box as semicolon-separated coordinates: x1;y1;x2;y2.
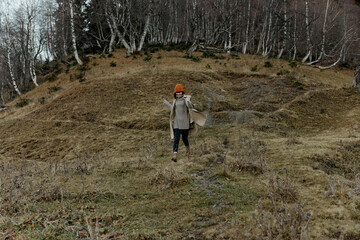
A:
174;91;184;98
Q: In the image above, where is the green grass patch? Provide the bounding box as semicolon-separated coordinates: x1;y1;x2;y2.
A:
16;98;29;108
48;86;61;93
264;61;273;68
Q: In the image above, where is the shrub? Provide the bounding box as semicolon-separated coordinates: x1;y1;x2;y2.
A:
54;121;62;127
67;56;76;62
92;62;99;66
252;201;312;239
226;132;267;174
16;98;29;108
289;60;298;68
267;171;298;202
264;61;273;68
202;52;216;58
77;64;90;72
144;55;152;61
45;73;58;82
132;55;137;60
150;47;159;53
293;80;304;89
110;61;117;67
38;97;45;105
231;53;240;59
251;65;258;72
48;86;61;93
74;72;86;82
206;64;211;69
192;56;201;62
157;54;162;59
277;69;290;75
149;166;189;189
108;53;114;58
201;52;226;59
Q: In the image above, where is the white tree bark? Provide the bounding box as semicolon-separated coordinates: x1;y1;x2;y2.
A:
137;11;151;52
5;16;22;96
243;0;251;54
277;0;287;59
69;0;83;65
1;81;5;106
302;0;312;63
291;1;297;61
27;3;39;87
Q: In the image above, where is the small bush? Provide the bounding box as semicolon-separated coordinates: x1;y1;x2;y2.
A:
67;56;76;62
226;132;267;174
77;64;90;72
110;61;117;67
206;64;211;69
16;98;29;108
45;73;58;82
202;52;216;58
289;60;298;68
201;52;226;59
251;65;258;72
267;171;298;202
65;65;70;74
92;62;98;66
264;61;273;68
192;56;201;62
285;133;302;145
74;72;86;82
54;68;63;75
107;53;114;58
293;80;304;89
38;97;45;104
144;55;152;61
54;121;62;127
48;86;61;93
149;166;189;189
99;54;106;59
132;55;137;60
157;54;162;59
252;201;312;239
231;53;240;59
149;47;159;53
277;69;290;75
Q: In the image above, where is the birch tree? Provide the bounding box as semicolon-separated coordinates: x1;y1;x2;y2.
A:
69;0;83;65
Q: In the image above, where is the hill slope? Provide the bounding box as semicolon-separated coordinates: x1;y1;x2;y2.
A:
0;49;359;239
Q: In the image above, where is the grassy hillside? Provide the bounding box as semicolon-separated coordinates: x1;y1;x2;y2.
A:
0;49;359;239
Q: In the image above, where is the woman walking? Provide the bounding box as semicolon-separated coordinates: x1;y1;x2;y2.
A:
164;84;206;162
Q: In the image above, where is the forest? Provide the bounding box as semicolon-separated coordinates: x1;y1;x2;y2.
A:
0;0;359;103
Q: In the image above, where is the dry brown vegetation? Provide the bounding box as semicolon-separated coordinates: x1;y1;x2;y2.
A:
0;49;359;239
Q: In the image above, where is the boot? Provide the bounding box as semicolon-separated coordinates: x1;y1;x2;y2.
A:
186;146;190;158
171;152;178;162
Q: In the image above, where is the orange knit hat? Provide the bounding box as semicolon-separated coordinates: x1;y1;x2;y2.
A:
174;84;184;93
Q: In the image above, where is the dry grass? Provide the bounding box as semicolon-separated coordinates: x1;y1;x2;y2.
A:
226;131;267;174
0;48;359;238
251;200;312;240
149;165;190;189
267;170;299;202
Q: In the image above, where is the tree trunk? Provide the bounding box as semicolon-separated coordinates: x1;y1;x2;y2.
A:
277;0;287;59
69;0;83;65
302;0;312;63
5;18;22;96
243;0;251;54
137;12;151;52
1;81;5;106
